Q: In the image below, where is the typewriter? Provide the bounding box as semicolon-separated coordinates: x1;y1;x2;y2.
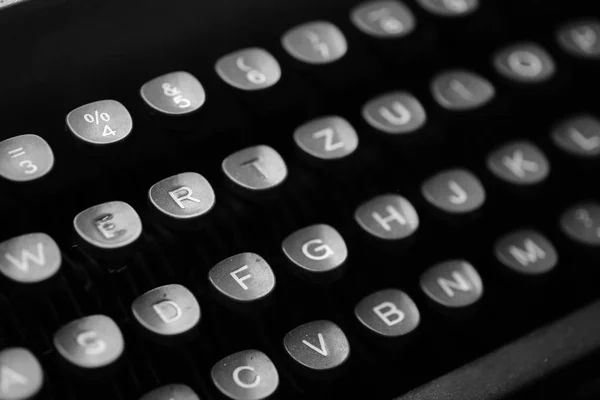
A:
1;0;600;399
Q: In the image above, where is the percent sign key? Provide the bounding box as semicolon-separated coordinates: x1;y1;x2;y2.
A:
66;100;133;145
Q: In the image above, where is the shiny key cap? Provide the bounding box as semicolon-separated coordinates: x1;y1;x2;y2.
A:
557;20;600;59
493;43;556;84
355;194;419;241
222;145;287;197
487;141;550;185
66;100;133;145
0;134;54;183
283;320;350;378
420;260;483;311
431;70;495;111
351;1;416;38
215;48;281;91
293;116;358;162
282;224;348;283
494;230;557;276
363;92;427;135
140;384;200;400
0;348;43;400
54;314;124;369
208;253;276;311
211;350;279;400
355;289;420;344
282;21;347;64
0;233;61;284
131;284;201;338
421;169;485;215
73;201;142;251
140;71;206;116
552;114;600;158
417;0;478;17
560;202;600;247
148;172;215;228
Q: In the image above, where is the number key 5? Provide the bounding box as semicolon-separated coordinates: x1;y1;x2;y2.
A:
0;134;54;182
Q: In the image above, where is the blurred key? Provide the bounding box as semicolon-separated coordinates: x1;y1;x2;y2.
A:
282;21;347;64
552;114;600;158
73;201;142;254
487;141;550;185
494;230;557;276
560;202;600;247
208;253;276;312
557;20;600;59
281;224;348;283
140;384;199;400
0;348;43;400
493;43;556;84
0;135;54;183
354;289;419;346
222;145;287;199
54;314;124;369
211;350;279;400
140;71;206;116
363;92;427;135
351;1;416;38
0;233;61;284
431;70;495;111
283;320;350;378
215;48;281;91
148;172;215;229
416;0;478;17
66;100;133;145
420;260;483;313
131;284;201;340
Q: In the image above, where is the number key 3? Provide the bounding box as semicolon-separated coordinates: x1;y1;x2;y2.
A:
0;134;54;182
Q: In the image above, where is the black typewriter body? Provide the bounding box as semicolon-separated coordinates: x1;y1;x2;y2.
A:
1;0;600;399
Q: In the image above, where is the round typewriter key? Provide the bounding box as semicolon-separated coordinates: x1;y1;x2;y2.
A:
552;114;600;158
132;284;201;340
493;43;556;84
0;233;61;284
0;348;44;400
140;384;199;400
211;350;279;400
420;260;483;310
140;71;206;116
560;203;600;247
421;169;485;214
148;172;215;229
140;384;200;400
293;116;358;161
73;201;142;251
54;315;124;369
215;48;281;91
208;253;275;312
282;21;347;64
362;91;427;135
222;145;287;198
282;224;348;283
66;100;133;145
351;1;416;38
283;320;350;378
355;194;419;241
557;20;600;59
487;141;550;185
0;134;54;183
355;289;420;344
417;0;478;17
431;70;495;111
495;230;557;276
